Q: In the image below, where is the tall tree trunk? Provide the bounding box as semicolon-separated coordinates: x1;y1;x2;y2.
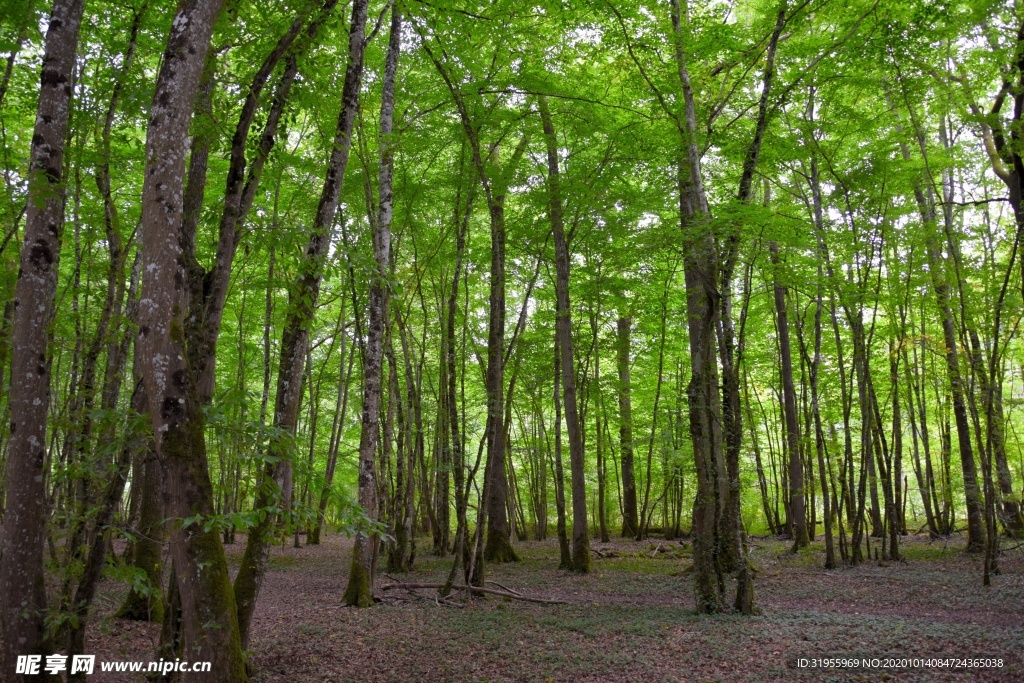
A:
419;36;527;565
552;332;572;569
809;265;835;568
589;267;610;543
616;314;639;538
0;0;85;676
891;83;985;551
311;313;354;545
134;0;248;679
717;0;787;573
439;153;472;592
341;1;394;606
236;0;369;626
770;241;808;551
482;193;513;563
670;0;743;613
539;95;589;573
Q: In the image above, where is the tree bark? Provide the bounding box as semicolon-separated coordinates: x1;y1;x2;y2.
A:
552;332;572;569
770;242;808;551
341;0;393;607
192;0;336;403
134;0;247;679
0;0;85;676
539;95;589;573
236;0;369;623
670;0;737;613
616;315;639;538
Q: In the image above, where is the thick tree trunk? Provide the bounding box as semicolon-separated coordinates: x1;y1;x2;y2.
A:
0;0;85;676
134;0;247;680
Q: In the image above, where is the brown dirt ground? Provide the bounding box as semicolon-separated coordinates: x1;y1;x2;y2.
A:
84;532;1024;682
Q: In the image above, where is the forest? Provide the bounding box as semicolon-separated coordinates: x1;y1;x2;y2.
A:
0;0;1022;680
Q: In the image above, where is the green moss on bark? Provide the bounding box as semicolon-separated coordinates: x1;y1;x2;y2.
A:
483;528;519;563
342;549;374;608
182;526;248;682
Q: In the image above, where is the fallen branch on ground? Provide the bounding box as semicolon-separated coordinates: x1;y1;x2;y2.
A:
486;579;523;596
379;582;566;605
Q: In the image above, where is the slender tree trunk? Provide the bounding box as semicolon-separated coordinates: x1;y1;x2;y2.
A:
439;154;472;591
589;271;610;543
886;340;903;559
616;315;639;538
540;96;589;572
810;268;835;568
193;1;335;401
890;87;985;551
717;0;787;572
552;332;572;569
639;287;670;539
770;242;808;551
65;374;140;681
744;366;775;534
312;316;353;545
482;193;514;562
670;0;738;612
341;2;394;606
116;401;164;621
418;36;527;565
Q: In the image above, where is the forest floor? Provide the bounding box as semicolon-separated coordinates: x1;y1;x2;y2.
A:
85;532;1024;682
